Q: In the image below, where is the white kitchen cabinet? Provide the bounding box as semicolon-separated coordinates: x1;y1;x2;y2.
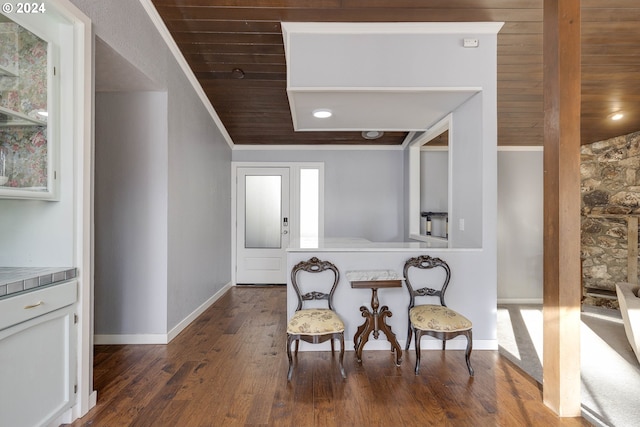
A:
0;280;76;427
0;13;58;200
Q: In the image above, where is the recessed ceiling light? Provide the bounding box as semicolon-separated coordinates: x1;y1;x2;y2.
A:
312;109;332;119
610;112;624;121
362;130;384;140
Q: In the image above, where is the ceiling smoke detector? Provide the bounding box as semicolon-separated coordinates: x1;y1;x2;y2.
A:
362;130;384;140
231;68;245;79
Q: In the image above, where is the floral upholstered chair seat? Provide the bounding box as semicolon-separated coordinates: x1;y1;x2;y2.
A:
287;308;345;335
409;305;472;332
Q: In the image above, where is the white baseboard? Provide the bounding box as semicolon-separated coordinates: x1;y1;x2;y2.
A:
167;282;233;342
94;282;232;345
49;409;73;426
498;298;543;305
94;333;168;345
89;390;97;410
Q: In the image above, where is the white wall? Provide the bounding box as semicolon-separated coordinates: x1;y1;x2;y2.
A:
95;92;168;334
420;150;448;214
72;0;232;339
497;149;543;303
450;94;485;248
420;149;449;237
232;149;405;242
420;149;449;236
166;68;232;329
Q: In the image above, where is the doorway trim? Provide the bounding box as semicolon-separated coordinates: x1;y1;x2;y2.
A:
231;162;325;285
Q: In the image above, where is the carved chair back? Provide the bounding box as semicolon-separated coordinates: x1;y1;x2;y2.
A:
402;255;451;310
291;257;340;311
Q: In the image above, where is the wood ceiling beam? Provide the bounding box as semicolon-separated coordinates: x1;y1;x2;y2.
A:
542;0;582;417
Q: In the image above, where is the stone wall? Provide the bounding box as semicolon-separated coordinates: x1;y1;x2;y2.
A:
581;130;640;307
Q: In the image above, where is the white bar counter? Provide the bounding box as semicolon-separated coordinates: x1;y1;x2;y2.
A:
289;237;449;251
287;238;497;352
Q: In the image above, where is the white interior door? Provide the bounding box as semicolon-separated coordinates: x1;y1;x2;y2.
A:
236;167;290;284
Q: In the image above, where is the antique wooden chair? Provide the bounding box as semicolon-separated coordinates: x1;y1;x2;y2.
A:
286;257;346;381
403;255;474;376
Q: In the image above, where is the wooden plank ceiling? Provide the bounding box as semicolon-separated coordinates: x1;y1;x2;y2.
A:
151;0;640;146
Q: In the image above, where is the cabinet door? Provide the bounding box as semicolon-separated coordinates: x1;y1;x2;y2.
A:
0;12;58;200
0;305;75;427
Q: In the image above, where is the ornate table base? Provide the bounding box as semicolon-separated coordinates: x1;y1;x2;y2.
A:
347;270;404;366
353;287;403;365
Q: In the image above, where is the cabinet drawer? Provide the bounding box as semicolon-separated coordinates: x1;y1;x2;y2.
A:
0;280;76;331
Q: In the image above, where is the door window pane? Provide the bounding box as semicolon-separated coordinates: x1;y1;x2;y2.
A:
245;175;281;248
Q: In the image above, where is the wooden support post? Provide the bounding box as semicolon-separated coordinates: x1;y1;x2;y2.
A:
542;0;582;417
628;216;638;284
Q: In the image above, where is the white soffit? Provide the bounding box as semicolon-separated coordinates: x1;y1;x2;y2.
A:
282;22;503;132
293;89;478;131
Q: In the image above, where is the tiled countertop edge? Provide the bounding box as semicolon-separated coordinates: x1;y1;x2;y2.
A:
0;267;77;299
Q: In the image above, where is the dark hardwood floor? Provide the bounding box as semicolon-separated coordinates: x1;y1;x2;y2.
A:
67;286;590;426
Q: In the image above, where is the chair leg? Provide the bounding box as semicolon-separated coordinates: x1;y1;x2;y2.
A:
338;334;346;379
331;339;335;354
287;335;295;381
465;330;474;376
294;338;299;356
442;339;446;351
414;330;422;375
405;323;413;351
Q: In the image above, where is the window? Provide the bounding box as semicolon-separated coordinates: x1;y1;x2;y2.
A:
299;168;320;245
